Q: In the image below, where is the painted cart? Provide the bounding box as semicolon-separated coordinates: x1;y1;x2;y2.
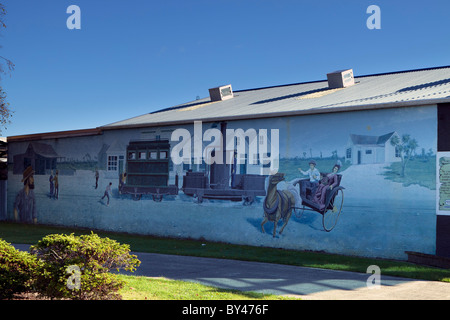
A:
295;174;344;232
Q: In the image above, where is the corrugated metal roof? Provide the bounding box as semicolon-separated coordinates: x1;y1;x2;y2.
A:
102;66;450;130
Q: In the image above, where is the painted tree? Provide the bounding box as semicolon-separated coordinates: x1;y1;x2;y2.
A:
331;150;338;160
390;134;418;177
0;3;14;134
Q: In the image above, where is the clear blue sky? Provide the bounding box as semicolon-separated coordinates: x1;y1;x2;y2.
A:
1;0;449;137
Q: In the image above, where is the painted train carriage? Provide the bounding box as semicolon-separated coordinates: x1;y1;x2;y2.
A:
120;123;267;204
181;122;267;204
121;139;178;201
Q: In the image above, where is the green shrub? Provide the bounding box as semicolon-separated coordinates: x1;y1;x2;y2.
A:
31;232;140;300
0;239;39;299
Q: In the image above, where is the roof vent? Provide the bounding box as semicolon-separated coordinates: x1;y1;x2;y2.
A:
327;69;355;89
209;84;234;102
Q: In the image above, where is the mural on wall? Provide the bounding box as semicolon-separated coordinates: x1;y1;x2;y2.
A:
6;106;438;260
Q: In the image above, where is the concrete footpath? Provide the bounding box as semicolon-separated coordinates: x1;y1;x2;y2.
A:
13;244;450;300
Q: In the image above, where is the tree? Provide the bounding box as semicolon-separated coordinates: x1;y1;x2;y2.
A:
0;87;12;131
0;3;14;134
390;134;418;177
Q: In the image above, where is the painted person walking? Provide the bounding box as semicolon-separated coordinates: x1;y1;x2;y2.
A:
95;169;99;189
52;170;59;199
101;182;112;206
49;170;54;198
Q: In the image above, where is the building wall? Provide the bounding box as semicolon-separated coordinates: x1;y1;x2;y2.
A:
0;180;6;220
7;105;438;260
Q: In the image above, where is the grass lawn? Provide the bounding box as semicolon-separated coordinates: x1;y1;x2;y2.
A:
117;275;298;300
383;156;436;190
1;221;449;300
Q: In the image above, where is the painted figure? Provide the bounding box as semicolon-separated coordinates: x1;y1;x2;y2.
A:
52;170;59;199
102;182;112;206
13;166;37;224
49;170;54;197
326;163;341;191
299;159;320;184
95;169;99;189
119;172;127;194
313;163;341;210
287;160;320;205
313;176;330;210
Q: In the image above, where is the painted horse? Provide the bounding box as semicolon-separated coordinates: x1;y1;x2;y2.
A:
261;172;295;237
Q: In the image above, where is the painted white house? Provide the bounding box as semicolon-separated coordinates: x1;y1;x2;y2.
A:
105;139;126;178
345;131;401;165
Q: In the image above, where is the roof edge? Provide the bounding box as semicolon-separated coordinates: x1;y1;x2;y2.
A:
100;98;449;131
8;98;449;140
7;128;103;143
